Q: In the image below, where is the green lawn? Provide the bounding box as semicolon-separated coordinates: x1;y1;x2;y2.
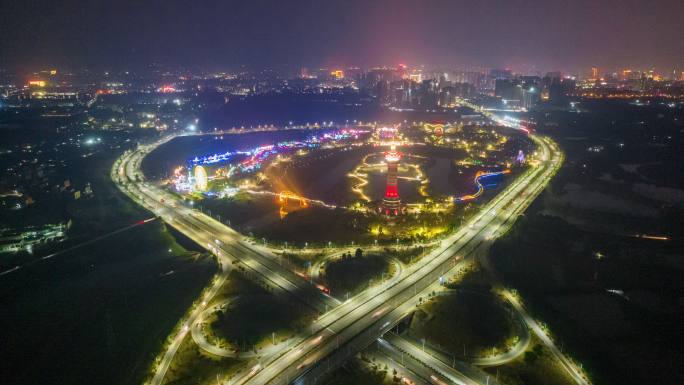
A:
381;245;433;265
323;254;391;298
409;290;515;358
209;292;314;349
254;206;374;245
160;270;283;385
483;337;577;385
320;357;391;385
0;221;216;385
162;336;243;385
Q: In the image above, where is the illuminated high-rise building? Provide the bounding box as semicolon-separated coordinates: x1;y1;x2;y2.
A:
591;67;599;79
409;72;423;83
330;70;344;80
382;146;402;215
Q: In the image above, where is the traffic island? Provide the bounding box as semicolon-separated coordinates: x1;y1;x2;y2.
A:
319;356;394;385
161;336;242;385
207;293;314;354
483;336;578;385
408;289;519;360
321;251;394;299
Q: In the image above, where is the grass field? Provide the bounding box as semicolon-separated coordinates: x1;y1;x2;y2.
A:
320;357;391;385
483;336;576;385
254;206;375;245
209;292;314;350
0;140;220;385
381;245;433;265
0;221;216;385
159;268;315;384
409;290;516;358
161;335;243;385
322;254;392;298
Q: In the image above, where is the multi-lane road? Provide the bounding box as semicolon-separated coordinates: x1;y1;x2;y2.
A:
238;134;562;385
268;134;562;383
113;142;341;385
113;127;585;385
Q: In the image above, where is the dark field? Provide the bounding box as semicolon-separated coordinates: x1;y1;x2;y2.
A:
211;293;314;347
489;99;684;385
322;254;391;298
0;221;215;385
409;291;516;358
0;125;218;385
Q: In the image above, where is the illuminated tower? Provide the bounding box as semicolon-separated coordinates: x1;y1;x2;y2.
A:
382;146;402;215
591;67;599;80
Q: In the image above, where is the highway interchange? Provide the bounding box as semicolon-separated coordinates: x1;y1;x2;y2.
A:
112;123;587;385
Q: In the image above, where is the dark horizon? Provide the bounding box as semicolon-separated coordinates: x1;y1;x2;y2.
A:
2;0;683;75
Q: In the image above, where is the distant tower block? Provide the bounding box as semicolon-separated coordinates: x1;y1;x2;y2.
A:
382;146;402;215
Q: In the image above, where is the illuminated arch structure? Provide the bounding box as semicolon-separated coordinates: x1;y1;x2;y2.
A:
454;169;511;203
278;190;309;218
278;191;309;208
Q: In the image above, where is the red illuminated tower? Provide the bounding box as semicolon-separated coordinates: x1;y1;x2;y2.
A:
382;146;402;215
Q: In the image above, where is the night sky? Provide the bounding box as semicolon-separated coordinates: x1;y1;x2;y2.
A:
1;0;682;73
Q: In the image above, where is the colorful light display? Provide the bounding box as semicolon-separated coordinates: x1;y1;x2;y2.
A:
188;129;365;173
454;169;511;202
330;70;344;79
178;129;366;193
